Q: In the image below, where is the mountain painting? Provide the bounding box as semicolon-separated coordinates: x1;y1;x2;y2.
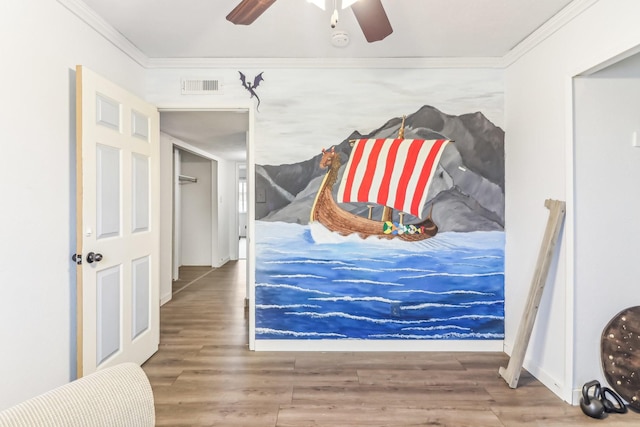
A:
255;105;505;341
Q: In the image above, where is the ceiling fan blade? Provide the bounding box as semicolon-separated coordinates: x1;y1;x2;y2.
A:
350;0;393;43
226;0;277;25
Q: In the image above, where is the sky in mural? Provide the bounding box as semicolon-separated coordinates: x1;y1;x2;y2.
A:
249;68;503;165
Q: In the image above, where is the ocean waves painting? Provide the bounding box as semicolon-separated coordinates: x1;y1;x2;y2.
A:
255;221;504;340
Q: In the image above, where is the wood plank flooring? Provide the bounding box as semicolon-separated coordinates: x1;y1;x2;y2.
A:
143;261;639;426
171;265;214;294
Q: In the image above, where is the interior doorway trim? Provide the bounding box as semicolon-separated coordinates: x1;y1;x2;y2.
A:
565;44;640;405
158;106;256;351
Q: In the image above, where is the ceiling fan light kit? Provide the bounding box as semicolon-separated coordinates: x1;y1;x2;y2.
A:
308;0;360;11
227;0;392;43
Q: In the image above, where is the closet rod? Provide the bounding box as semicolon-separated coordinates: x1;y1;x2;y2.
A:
178;174;197;183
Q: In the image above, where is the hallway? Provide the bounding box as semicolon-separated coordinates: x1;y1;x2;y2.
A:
142;261;631;426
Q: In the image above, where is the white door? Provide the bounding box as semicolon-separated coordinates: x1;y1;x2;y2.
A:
75;65;160;377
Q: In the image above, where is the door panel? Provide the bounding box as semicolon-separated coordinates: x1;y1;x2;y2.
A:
132;256;151;339
96;94;120;129
131;110;150;140
132;153;150;232
96;265;121;365
76;65;160;377
96;144;121;239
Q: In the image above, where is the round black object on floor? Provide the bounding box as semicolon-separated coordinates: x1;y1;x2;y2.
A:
601;306;640;411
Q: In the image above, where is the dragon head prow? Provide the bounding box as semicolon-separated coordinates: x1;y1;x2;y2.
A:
319;146;336;168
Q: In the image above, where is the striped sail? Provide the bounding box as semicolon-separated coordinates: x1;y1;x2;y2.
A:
336;138;449;218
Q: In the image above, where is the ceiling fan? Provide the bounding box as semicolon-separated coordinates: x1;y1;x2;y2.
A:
226;0;393;43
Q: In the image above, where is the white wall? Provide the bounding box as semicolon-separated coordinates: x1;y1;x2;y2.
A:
179;151;213;266
172;147;182;280
217;160;233;266
238;164;247;240
504;0;640;402
0;0;146;410
573;55;640;391
159;133;174;304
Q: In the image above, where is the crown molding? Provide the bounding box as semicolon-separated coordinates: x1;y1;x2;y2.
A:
60;0;597;71
500;0;600;67
145;56;504;69
57;0;149;67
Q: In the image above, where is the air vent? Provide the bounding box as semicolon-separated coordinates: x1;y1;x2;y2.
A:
181;78;222;95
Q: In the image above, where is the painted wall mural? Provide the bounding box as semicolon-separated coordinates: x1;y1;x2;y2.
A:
253;69;504;341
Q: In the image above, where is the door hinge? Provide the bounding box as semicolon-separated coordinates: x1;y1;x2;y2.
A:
72;253;82;265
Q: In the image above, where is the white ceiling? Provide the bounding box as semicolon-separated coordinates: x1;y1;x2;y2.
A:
80;0;574;59
74;0;577;161
160;110;249;161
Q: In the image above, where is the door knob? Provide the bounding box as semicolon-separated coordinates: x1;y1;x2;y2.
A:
86;252;103;264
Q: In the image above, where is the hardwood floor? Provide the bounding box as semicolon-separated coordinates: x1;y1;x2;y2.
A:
171;265;214;294
143;261;638;426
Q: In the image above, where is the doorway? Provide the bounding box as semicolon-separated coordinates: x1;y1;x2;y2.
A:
573;52;640;392
171;148;215;294
157;109;251;304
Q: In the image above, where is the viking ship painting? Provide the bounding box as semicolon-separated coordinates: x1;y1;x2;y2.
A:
310;118;450;241
256;107;505;342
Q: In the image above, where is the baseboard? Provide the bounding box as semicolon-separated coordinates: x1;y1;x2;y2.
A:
503;342;568;402
571;387;582;406
160;292;172;306
522;361;566;400
214;257;230;268
254;340;503;352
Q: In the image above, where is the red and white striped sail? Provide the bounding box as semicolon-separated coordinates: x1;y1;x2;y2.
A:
337;138;449;218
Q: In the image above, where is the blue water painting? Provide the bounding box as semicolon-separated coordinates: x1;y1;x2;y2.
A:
255;221;504;340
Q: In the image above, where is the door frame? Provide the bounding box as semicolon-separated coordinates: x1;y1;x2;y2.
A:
236;162;248;249
173;148;216;270
158;106;256;349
